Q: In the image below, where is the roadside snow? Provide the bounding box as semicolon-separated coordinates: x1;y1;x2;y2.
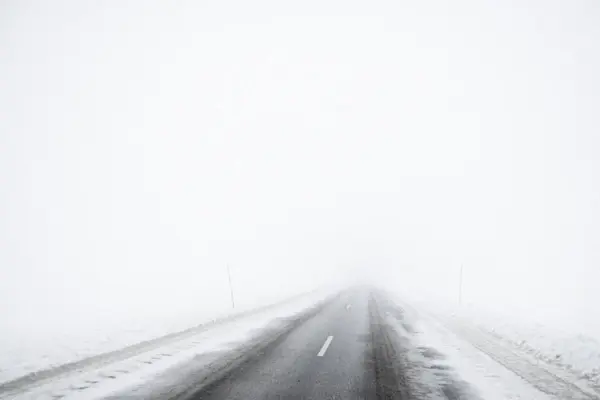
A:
387;294;600;400
455;307;600;389
421;300;600;395
1;306;230;385
0;291;329;400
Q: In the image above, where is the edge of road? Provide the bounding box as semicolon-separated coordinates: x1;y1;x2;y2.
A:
369;288;480;399
0;289;334;397
367;290;411;400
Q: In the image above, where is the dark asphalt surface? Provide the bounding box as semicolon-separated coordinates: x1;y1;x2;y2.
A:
186;288;403;400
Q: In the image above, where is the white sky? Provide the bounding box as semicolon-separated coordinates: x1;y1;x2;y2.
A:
2;0;600;334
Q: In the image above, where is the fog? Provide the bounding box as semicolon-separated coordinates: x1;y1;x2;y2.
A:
2;0;600;339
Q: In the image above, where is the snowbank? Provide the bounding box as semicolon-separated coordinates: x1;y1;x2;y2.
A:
0;290;326;388
453;306;600;387
391;292;600;395
0;290;330;400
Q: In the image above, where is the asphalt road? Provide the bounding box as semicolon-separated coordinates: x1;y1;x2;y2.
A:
186;288;406;400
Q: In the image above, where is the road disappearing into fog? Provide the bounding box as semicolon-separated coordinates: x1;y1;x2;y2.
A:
165;289;438;400
189;290;383;399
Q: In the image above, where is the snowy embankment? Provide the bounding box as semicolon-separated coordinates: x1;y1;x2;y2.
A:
0;290;331;400
386;293;600;400
447;305;600;390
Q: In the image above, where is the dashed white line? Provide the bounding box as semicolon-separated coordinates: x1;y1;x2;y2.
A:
317;336;334;357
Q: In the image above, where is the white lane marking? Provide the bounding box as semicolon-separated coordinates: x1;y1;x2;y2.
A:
317;336;334;357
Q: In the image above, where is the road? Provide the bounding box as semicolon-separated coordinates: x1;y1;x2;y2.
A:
185;288;406;400
5;288;596;400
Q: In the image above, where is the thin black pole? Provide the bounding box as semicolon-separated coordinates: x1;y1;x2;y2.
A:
227;264;235;308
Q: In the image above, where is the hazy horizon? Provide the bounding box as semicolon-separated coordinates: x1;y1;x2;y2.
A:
2;0;600;338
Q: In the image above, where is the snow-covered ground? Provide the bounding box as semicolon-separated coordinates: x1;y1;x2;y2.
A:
387;293;600;399
1;305;227;386
0;291;330;399
454;307;600;389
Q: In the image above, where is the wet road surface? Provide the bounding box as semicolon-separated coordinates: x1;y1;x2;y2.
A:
185;288;406;400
